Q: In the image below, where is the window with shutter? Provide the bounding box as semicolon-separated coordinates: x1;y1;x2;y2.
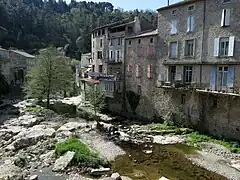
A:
214;38;220;57
136;64;141;78
171;20;177;34
169;42;178;58
128;47;132;57
147;64;153;79
187;16;195;32
127;65;133;73
221;9;231;27
228;36;235;57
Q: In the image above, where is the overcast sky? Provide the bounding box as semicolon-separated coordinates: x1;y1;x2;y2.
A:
65;0;181;11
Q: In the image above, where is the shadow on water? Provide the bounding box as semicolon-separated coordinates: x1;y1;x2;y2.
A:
112;142;227;180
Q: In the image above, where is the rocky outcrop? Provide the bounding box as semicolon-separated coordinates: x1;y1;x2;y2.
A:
0;163;23;180
53;151;75;172
8;125;55;150
57;122;87;132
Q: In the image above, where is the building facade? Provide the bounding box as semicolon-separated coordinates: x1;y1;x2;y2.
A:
0;48;36;85
153;0;240;140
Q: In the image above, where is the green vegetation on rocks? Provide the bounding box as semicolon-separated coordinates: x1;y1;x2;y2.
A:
188;132;240;153
55;138;105;168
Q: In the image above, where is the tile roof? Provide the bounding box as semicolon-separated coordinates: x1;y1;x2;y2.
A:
126;29;158;39
10;50;35;58
157;0;201;11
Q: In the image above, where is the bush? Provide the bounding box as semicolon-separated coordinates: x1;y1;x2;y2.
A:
55;138;105;168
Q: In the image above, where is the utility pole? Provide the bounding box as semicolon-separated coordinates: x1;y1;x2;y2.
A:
168;0;170;6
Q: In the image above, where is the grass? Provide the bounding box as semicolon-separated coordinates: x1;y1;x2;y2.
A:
147;123;193;135
25;106;44;112
55;138;106;168
188;132;240;153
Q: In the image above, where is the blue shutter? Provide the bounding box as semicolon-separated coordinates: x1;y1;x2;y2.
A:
227;65;234;88
210;66;216;90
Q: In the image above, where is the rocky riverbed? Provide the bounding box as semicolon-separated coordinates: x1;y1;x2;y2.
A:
0;98;239;180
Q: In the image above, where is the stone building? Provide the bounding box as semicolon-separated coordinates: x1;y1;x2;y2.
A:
0;48;36;85
91;16;154;111
153;0;240;140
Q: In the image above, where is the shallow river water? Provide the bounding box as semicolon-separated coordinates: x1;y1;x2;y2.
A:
112;142;227;180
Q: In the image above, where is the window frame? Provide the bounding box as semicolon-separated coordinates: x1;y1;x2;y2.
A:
219;37;229;57
217;66;228;89
185;39;195;57
183;66;193;84
169;41;178;58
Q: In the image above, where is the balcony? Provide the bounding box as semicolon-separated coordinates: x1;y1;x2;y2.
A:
107;58;123;64
104;80;123;98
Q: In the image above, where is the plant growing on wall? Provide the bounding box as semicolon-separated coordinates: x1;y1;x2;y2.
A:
24;47;73;108
126;90;140;114
86;84;106;120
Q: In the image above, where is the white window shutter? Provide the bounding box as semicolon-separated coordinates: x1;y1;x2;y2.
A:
214;38;220;57
225;9;231;26
187;16;191;32
191;16;195;31
115;50;118;62
171;20;177;34
228;36;235;57
221;9;225;27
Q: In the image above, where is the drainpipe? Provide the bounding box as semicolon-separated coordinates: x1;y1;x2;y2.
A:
121;37;127;114
200;0;206;88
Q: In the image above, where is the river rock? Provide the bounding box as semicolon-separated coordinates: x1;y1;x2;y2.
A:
10;125;56;150
29;175;38;180
111;173;121;180
152;135;185;145
53;151;75;172
57;122;87;132
90;167;111;176
0;163;23;180
18;115;42;127
159;177;169;180
121;176;132;180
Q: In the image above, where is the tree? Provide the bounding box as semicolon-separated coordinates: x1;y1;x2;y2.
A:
24;47;73;108
86;84;106;120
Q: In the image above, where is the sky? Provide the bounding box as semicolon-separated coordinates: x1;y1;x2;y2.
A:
65;0;181;11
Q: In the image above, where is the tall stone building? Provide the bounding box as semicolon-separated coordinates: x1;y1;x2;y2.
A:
91;16;154;111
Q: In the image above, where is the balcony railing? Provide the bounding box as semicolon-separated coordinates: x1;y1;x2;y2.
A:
107;58;122;64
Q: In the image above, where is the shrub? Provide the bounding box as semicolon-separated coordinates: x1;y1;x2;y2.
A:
55;138;105;168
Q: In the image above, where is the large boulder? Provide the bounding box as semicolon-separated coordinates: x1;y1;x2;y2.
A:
57;122;87;132
0;163;23;180
18;115;43;127
9;125;55;150
52;151;75;172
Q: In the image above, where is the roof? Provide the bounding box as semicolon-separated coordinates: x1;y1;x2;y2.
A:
157;0;201;11
109;20;135;29
126;29;158;39
92;18;133;32
10;50;35;58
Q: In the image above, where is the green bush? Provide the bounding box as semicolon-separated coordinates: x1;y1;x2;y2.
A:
55;138;105;168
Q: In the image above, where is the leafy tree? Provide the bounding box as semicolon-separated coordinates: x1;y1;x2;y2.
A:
24;47;73;108
86;84;106;119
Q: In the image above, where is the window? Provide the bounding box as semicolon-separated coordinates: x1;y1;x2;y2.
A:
138;39;141;44
217;66;228;88
214;37;235;57
221;9;231;27
110;39;113;46
150;38;154;43
99;65;103;73
185;39;194;56
92;52;94;60
169;42;178;58
109;50;113;60
171;9;178;15
223;0;231;3
93;41;95;48
137;85;142;95
169;66;176;83
92;65;95;72
129;40;132;45
188;5;194;11
181;94;186;104
109;67;113;74
97;51;103;59
117;38;122;45
100;39;103;47
183;66;193;83
117;50;120;60
187;16;195;32
219;37;229;56
171;20;177;34
136;64;141;77
147;64;153;79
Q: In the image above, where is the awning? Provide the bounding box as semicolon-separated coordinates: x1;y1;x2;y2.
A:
81;78;100;85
